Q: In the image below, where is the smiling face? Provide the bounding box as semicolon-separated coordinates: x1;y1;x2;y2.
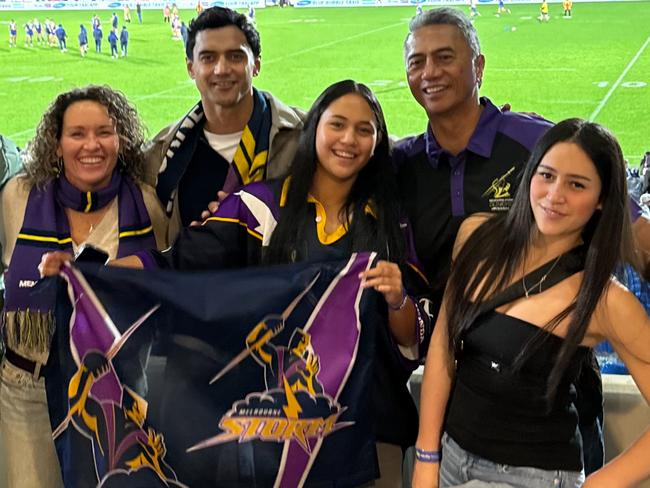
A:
56;100;120;192
187;25;259;111
314;93;378;185
405;23;484;119
529;141;602;244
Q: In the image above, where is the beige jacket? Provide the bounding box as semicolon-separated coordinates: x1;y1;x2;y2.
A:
142;91;306;242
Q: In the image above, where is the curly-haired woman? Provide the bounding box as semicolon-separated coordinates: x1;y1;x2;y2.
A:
0;85;168;488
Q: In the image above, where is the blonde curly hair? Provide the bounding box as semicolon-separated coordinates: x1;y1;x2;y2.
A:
23;85;147;187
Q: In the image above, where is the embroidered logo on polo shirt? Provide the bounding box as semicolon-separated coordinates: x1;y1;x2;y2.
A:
483;165;516;212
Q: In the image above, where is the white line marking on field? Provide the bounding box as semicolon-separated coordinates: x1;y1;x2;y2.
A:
492;68;577;72
263;21;404;65
589;35;650;121
131;84;194;101
7;128;35;139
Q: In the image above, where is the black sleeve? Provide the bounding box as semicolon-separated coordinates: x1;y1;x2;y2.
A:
149;192;264;271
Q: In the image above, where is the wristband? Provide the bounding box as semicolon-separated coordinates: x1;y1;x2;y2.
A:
415;447;441;463
388;289;409;311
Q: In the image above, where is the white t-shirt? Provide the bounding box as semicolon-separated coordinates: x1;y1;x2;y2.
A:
203;129;244;163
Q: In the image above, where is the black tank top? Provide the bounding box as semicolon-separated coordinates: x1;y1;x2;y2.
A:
445;310;589;471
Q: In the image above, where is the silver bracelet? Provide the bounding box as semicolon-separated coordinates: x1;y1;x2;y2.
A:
388;290;409;311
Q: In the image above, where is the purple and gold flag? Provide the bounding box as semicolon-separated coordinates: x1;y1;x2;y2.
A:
47;254;381;487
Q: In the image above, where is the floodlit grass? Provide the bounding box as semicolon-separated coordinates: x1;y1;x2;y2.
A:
0;2;649;160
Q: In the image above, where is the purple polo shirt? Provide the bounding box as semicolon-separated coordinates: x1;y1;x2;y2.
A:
393;97;552;315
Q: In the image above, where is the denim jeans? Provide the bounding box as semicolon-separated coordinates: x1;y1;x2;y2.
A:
439;432;585;488
0;359;63;488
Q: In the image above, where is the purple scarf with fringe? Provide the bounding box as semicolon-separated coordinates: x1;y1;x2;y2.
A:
3;170;156;357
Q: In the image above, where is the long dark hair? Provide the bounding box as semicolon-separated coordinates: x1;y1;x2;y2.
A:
446;118;636;395
265;79;404;265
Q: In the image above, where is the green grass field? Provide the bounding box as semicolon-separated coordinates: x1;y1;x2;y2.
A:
1;2;649;160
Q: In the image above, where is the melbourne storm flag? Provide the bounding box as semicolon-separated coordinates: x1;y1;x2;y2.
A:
46;253;382;487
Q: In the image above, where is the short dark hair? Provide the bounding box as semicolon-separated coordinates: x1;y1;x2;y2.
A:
185;6;260;60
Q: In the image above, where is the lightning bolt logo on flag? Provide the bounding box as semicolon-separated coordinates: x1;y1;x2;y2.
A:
47;254;381;487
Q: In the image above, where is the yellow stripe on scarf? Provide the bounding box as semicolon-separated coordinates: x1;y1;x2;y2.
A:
84;192;92;213
119;226;153;239
17;233;73;245
232;126;267;185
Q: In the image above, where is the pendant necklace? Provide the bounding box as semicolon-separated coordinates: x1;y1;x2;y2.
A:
522;254;562;298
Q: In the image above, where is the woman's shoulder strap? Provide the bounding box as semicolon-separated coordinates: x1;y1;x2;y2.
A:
478;244;587;314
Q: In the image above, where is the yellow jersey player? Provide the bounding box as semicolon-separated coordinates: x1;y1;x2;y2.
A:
563;0;572;17
539;0;549;22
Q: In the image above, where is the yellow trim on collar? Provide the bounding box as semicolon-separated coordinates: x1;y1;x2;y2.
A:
307;194;347;245
280;177;375;245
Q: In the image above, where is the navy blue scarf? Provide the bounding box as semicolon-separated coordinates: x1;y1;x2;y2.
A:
156;88;272;214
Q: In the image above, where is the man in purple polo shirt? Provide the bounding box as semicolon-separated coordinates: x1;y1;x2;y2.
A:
394;7;607;476
394;7;551;316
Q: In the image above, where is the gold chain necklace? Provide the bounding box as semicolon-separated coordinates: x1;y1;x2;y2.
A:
522;254;563;298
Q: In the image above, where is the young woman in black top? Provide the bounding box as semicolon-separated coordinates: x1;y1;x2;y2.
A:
412;119;650;488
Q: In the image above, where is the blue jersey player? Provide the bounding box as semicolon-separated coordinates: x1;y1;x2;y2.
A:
9;20;17;48
24;22;33;47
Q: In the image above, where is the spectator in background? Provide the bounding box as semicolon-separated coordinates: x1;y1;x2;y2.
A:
120;25;128;57
55;23;66;52
643;151;650;169
93;21;102;52
78;23;88;57
171;13;181;39
108;28;118;59
180;20;188;47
